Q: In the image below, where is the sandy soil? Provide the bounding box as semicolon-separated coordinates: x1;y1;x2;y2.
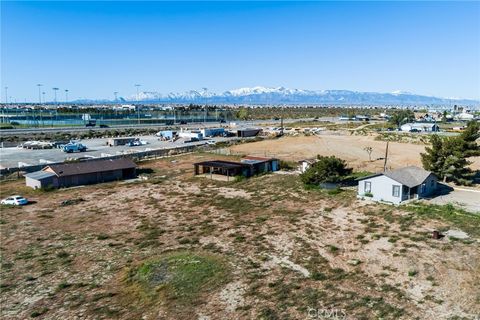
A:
229;134;480;172
0;154;479;320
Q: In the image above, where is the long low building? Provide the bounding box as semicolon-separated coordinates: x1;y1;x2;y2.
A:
194;156;279;180
25;158;137;189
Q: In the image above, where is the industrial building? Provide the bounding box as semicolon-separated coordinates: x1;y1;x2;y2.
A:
194;156;279;180
25;158;137;189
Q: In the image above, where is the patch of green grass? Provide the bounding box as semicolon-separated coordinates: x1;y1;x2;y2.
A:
127;251;229;306
404;202;480;237
30;307;48;318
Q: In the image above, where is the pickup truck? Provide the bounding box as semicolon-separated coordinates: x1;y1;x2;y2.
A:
62;143;87;153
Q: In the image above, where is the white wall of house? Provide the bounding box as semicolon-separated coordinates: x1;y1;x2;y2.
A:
298;161;311;173
358;175;405;204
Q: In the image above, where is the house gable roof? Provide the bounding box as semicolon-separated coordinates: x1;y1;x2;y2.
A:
43;158;136;177
357;166;434;188
25;171;56;180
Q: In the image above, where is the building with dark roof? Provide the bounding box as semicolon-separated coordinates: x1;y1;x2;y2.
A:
25;158;136;189
357;166;437;204
194;156;279;181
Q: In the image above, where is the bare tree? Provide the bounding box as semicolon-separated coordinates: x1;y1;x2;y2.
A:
364;146;373;162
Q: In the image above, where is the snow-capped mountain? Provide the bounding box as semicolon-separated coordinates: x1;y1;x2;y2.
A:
121;86;478;105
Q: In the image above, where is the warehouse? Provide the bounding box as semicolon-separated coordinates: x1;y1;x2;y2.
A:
25;158;137;189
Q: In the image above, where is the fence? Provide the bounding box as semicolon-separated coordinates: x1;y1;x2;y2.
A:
0;143;205;179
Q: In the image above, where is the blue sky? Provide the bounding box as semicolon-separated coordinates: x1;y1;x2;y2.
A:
1;1;479;102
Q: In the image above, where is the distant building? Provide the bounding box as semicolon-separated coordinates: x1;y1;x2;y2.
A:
25;158;136;189
400;123;439;132
201;127;225;137
455;113;475;121
107;137;136;147
237;128;262;137
194;156;279;181
178;129;203;141
297;158;317;173
357;166;437;204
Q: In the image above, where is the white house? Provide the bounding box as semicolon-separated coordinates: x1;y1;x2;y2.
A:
297;158;316;173
357;166;437;204
400;123;439;132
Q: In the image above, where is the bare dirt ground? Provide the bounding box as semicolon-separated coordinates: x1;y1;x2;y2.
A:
229;133;480;173
1;153;479;320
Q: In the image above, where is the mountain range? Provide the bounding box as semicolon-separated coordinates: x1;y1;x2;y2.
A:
85;86;480;106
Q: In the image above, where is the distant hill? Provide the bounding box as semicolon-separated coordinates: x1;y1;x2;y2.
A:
76;86;480;106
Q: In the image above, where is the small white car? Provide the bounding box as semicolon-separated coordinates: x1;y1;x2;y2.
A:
206;140;216;145
1;195;28;206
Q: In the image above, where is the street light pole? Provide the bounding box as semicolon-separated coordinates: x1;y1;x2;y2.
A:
52;87;59;105
37;84;43;104
134;84;141;125
65;89;69;103
4;87;8;104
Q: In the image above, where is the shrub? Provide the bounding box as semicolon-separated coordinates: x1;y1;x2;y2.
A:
300;155;352;185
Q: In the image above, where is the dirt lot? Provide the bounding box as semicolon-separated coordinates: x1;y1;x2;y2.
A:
1;153;479;320
229;134;480;173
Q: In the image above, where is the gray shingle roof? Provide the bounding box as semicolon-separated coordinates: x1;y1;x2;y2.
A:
384;166;433;188
25;171;56;180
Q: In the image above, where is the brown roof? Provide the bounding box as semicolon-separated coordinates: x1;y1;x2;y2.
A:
44;158;136;177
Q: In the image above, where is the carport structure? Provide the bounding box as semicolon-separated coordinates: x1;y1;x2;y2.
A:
193;160;248;180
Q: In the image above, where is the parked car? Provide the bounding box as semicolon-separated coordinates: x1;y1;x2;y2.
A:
409;128;420;133
62;142;87;153
99;124;109;128
206;140;216;145
127;140;142;147
179;121;187;125
1;195;28;206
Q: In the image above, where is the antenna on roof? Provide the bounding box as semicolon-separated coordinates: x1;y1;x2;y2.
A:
383;141;389;172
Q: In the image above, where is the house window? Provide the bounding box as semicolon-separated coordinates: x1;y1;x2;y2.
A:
364;181;371;193
392;185;400;197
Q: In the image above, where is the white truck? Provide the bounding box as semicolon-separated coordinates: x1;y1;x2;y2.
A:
62;142;87;153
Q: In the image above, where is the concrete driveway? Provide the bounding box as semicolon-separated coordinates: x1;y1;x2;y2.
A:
429;186;480;213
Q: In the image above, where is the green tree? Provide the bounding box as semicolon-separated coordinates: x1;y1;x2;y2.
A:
421;121;479;185
389;110;415;127
301;156;353;185
236;108;249;120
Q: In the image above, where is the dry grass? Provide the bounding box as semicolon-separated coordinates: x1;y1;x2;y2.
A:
0;153;479;319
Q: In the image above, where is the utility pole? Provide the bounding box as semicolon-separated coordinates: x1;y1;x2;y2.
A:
134;84;141;125
42;92;46;104
37;84;43;104
383;141;389;172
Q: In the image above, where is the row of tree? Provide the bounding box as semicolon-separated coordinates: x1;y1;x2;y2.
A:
421;121;480;185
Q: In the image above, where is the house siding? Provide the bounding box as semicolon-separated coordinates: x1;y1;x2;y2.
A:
358;175;405;204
